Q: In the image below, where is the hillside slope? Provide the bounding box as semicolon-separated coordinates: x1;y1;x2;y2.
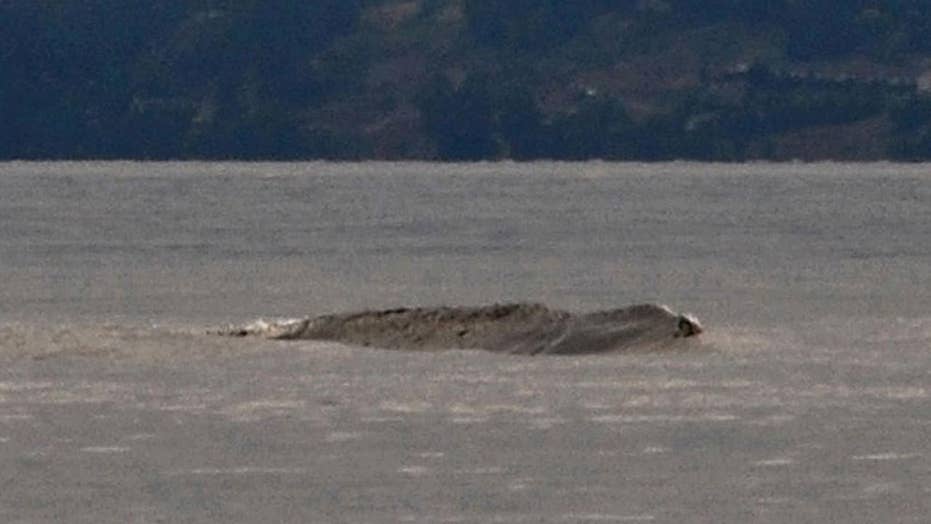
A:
3;0;931;160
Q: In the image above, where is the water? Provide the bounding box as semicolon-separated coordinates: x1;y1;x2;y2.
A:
0;161;929;523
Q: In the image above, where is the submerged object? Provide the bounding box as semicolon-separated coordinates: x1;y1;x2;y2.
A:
223;303;703;355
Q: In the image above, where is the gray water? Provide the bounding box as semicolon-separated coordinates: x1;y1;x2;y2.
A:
0;161;929;523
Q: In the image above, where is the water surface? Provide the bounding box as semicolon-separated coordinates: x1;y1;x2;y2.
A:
0;162;928;523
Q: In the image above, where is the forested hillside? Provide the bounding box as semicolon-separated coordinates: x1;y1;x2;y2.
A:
4;0;931;160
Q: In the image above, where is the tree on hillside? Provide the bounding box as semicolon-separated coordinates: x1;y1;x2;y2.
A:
417;75;499;160
464;0;615;51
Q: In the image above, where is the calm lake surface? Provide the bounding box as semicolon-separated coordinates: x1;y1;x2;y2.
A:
0;162;929;523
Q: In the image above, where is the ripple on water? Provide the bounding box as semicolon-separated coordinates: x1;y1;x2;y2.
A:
0;413;34;422
378;400;432;413
80;446;130;454
168;467;308;476
456;466;505;475
528;417;566;429
862;482;902;495
753;458;795;467
222;400;305;421
851;452;921;461
398;465;430;476
324;431;364;443
0;381;54;392
360;415;405;423
446;403;548;422
746;414;796;426
560;514;655;522
866;387;927;400
591;413;739;424
508;478;534;491
450;416;490;424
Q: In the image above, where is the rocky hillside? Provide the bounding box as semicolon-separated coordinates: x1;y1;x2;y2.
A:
4;0;931;160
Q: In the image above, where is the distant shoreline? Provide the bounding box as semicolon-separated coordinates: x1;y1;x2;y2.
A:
6;4;931;163
2;159;930;167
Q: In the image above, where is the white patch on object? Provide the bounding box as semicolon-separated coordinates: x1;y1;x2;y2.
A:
225;318;309;338
675;312;703;338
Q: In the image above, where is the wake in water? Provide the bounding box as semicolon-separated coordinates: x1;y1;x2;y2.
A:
220;303;703;355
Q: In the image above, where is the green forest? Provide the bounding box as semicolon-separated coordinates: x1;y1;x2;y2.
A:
4;0;931;160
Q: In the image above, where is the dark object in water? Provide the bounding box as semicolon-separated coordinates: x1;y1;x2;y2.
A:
223;303;703;355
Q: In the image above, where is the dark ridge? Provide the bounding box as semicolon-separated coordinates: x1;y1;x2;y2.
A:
221;303;703;355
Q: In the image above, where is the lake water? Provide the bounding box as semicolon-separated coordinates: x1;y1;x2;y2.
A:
0;161;929;522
